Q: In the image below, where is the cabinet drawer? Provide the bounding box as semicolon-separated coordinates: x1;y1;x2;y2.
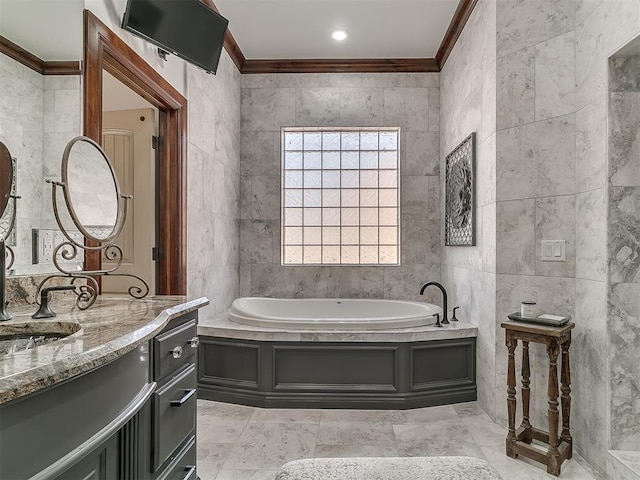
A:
155;436;196;480
153;364;196;471
154;320;197;380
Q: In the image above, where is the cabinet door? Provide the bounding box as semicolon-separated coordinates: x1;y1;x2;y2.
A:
53;436;118;480
153;364;197;471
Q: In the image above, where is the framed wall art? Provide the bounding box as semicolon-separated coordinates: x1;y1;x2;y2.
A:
445;132;475;246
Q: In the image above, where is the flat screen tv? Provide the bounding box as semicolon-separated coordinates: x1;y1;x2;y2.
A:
122;0;229;74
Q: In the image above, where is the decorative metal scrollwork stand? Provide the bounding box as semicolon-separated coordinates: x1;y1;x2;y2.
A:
36;136;149;311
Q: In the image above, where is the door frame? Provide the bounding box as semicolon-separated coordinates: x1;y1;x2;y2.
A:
83;10;187;295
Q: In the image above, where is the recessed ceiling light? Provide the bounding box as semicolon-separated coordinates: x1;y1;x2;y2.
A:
332;30;347;41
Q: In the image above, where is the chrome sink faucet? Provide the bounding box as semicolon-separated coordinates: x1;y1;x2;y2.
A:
420;281;449;325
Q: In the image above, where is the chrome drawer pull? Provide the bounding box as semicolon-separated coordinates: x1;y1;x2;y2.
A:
182;466;196;480
189;336;199;348
170;388;196;407
170;345;183;359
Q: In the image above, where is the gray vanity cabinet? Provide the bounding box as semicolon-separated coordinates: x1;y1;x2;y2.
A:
151;315;199;479
52;436;119;480
0;309;200;480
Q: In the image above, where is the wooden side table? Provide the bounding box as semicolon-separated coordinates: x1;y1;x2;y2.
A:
500;319;575;477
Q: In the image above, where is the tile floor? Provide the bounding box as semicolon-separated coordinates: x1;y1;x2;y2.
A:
197;400;600;480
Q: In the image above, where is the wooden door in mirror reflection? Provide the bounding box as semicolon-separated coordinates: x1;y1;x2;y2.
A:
102;108;156;295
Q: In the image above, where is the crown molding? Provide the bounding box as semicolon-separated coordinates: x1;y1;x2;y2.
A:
436;0;479;69
242;58;439;74
0;35;81;75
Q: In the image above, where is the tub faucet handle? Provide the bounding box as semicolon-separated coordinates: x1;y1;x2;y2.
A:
434;313;442;328
451;307;460;322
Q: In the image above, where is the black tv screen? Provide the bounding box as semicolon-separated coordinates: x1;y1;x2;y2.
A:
122;0;229;74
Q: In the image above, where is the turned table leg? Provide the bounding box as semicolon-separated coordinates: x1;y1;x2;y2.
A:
506;332;518;458
546;340;561;476
520;341;532;443
561;337;573;458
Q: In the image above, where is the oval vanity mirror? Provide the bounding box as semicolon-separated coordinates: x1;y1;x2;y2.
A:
61;136;123;244
0;142;13;222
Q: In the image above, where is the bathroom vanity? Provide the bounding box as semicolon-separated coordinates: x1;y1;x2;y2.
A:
0;295;208;480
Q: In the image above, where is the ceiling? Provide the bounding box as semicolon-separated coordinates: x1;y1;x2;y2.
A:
103;71;157;112
0;0;82;61
215;0;460;59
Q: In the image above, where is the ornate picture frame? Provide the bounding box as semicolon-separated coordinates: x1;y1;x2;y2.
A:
445;133;475;246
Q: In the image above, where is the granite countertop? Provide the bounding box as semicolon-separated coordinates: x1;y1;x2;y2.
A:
0;295;209;405
199;311;478;342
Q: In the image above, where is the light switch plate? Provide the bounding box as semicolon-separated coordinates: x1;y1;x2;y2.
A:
541;240;565;262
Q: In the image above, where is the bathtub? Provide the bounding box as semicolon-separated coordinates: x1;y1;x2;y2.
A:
228;297;441;330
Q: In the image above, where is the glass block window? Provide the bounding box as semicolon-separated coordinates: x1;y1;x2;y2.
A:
281;128;400;266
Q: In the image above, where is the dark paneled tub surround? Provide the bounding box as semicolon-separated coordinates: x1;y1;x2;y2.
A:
198;314;477;409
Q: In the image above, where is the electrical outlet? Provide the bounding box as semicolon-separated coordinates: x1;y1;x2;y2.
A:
39;230;55;264
33;229;85;266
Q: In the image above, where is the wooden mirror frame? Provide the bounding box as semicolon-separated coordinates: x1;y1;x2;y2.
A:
83;10;187;295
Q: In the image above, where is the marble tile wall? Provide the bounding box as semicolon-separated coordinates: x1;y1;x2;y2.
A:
0;54;82;277
493;0;615;471
0;53;44;276
41;75;82;229
239;72;441;302
187;52;241;319
441;0;497;419
574;0;622;467
489;0;640;473
494;0;581;452
608;53;640;454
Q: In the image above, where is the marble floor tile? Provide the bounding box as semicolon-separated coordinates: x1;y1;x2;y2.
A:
317;421;396;446
214;469;278;480
199;419;249;444
481;445;595;480
198;400;256;421
462;414;507;451
388;404;459;424
320;409;396;423
313;444;399;458
198;399;597;479
198;443;235;480
250;408;322;424
394;420;485;458
453;401;489;418
224;422;318;469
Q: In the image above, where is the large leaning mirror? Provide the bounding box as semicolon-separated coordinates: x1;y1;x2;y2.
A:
0;0;83;277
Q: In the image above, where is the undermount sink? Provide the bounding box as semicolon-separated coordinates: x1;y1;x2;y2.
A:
0;322;81;355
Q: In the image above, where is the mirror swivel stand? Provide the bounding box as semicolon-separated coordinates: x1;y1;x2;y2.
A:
35;156;149;311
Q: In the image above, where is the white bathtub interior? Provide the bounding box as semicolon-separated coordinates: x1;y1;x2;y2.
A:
228;297;442;330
